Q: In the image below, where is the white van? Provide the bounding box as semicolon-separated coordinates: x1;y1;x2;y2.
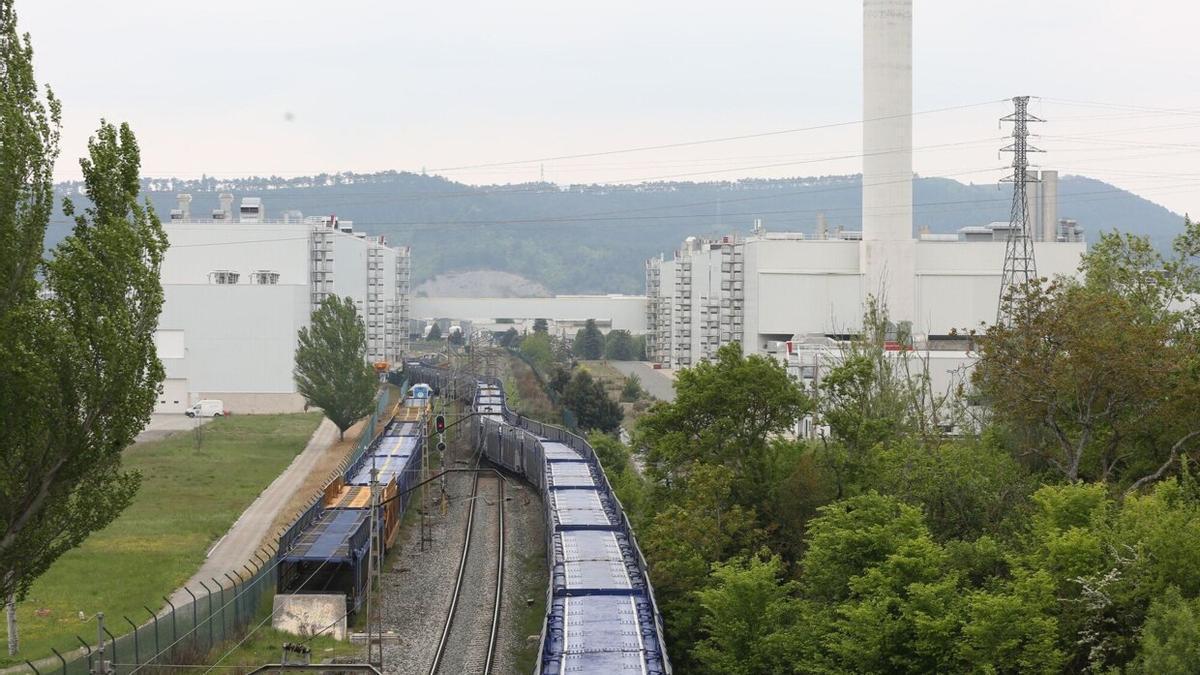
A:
185;399;225;418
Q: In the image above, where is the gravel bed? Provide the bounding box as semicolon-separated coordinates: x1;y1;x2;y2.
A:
378;447;473;674
492;474;547;674
434;473;503;675
376;404;550;675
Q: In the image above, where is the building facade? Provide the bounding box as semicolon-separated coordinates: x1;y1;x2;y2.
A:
644;228;1086;368
153;194;411;414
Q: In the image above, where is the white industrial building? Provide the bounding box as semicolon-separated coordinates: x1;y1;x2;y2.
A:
644;0;1088;368
413;295;647;337
153;194;411;414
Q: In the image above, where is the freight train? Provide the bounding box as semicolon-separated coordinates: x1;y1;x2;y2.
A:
276;387;429;613
408;364;672;674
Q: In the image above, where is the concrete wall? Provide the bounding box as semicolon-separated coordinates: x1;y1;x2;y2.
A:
158;284;310;404
913;239;1085;332
161;223;310;284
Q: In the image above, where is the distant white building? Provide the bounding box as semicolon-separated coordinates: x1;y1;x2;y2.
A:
154;194;411;414
413;295;647;337
644;225;1085;368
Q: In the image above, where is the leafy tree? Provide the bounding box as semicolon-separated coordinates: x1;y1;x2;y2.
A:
620;374;643;402
519;331;553;373
0;103;167;658
496;326;519;348
974;279;1199;485
426;321;442;341
294;296;378;439
640;342;811;507
1133;587;1200;674
562;369;622;432
588;431;630;474
632;333;648;360
869;436;1034;540
605;329;637;360
640;464;763;670
572;318;604;359
448;325;463;345
693;553;803;675
532;317;548;334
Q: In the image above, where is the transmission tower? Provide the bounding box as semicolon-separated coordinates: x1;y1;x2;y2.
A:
996;95;1045;325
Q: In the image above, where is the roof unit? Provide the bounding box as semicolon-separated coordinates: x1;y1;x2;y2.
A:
207;270;240;285
170;193;192;221
213;193;234;220
238;197;264;223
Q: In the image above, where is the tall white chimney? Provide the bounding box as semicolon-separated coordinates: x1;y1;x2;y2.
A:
861;0;916;321
1040;170;1058;242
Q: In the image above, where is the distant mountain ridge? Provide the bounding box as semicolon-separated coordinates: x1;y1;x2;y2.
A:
50;171;1186;294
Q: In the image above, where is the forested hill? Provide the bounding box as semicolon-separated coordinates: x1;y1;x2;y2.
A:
51;171;1187;294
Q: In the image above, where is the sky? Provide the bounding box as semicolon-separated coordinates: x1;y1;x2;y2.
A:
16;0;1200;215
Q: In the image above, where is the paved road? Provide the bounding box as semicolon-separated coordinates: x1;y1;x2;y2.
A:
611;361;677;402
168;417;339;606
135;413;212;443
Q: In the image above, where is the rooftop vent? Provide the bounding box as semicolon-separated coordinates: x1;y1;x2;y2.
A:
208;270;240;285
238;197;264;223
251;270;280;285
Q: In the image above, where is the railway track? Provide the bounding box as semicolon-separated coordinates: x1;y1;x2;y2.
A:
429;469;505;675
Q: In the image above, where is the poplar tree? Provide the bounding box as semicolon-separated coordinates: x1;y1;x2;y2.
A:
0;0;168;652
294;296;378;439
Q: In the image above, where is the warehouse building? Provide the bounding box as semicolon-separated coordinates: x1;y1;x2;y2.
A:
153;194;411;414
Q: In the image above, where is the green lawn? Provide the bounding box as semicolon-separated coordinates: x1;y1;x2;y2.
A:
1;413;322;668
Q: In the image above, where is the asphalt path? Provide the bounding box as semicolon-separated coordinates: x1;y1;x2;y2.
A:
610;361;677;402
167;417;339;606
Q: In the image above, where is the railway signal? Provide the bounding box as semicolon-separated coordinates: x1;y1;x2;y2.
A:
435;414;446;434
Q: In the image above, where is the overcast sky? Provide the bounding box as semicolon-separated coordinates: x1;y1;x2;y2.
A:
17;0;1200;215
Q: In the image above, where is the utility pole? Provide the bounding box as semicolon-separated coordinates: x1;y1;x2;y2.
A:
366;464;383;670
997;95;1045;325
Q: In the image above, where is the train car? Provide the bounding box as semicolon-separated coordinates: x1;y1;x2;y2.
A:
406;364;671;674
276;385;430;616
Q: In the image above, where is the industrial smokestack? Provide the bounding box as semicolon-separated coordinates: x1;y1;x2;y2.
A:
1040;170;1058;242
862;0;913;241
861;0;916;319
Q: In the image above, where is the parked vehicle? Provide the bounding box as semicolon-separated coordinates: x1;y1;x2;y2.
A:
185;399;225;418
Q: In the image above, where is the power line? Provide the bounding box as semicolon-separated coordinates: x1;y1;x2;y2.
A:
426;100;1006;172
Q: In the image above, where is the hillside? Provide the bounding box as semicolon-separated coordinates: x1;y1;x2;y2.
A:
50;171;1186;294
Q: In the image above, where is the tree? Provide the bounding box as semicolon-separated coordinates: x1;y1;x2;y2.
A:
620;374;643;402
640;342;811;506
426;321;442;341
605;329;636;360
562;369;622;432
572;318;604;359
496;326;519;348
974;280;1198;485
519;332;553;374
1134;587;1200;674
294;296;378;439
0;104;167;658
693;553;804;675
532;317;548;334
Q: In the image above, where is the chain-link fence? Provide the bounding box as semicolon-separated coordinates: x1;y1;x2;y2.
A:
24;387;403;675
25;557;277;675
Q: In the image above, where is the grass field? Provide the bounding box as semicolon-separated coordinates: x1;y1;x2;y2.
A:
0;413;322;668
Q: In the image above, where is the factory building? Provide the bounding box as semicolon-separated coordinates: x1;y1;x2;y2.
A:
644;227;1084;367
645;0;1088;367
153;194;411;414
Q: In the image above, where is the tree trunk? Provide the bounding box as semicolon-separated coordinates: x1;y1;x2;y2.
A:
6;591;16;656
